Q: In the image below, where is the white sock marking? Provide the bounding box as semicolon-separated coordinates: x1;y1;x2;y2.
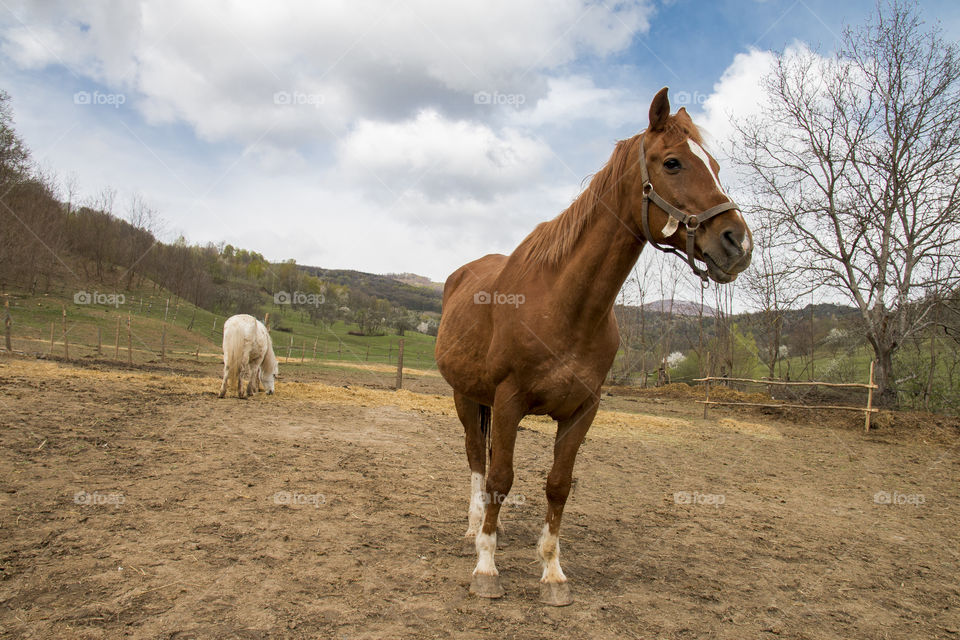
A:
536;523;567;583
474;532;498;576
466;471;484;536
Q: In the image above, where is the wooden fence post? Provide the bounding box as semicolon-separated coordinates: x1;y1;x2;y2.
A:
313;337;318;359
395;339;405;390
287;336;293;363
62;307;69;359
50;321;55;354
300;341;305;363
703;352;711;419
3;299;11;352
96;326;102;355
196;343;200;361
160;323;167;362
127;312;132;364
263;312;270;329
212;316;218;339
114;316;121;358
365;346;370;361
865;360;875;433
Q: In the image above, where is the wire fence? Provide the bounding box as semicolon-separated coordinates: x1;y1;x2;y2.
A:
1;299;437;375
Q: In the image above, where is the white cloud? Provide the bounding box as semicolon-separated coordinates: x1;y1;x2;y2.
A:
337;109;551;201
695;42;818;156
509;75;647;128
696;48;776;153
0;0;653;148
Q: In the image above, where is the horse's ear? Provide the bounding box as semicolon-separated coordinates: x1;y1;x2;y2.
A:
675;107;693;125
649;87;670;132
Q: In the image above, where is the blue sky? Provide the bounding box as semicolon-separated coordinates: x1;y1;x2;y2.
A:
1;0;958;301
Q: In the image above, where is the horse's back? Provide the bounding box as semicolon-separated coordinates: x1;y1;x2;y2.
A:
441;254;508;304
223;314;264;362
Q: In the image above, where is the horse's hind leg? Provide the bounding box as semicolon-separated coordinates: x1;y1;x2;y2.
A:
537;389;600;607
454;391;488;555
470;381;524;599
218;361;229;398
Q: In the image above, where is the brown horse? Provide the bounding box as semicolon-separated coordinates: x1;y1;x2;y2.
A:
435;88;752;606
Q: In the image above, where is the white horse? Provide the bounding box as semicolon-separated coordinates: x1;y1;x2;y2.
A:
218;314;278;399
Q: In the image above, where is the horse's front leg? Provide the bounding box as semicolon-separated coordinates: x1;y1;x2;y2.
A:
247;364;260;396
538;389;600;606
470;380;524;599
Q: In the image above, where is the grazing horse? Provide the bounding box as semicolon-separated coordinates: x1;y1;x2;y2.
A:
435;88;752;605
218;314;278;399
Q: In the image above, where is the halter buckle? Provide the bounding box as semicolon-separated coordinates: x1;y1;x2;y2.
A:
686;215;699;230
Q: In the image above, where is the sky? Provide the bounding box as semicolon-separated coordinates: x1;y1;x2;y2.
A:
2;0;959;302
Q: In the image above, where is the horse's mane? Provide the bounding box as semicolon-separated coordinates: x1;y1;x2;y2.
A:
515;117;703;270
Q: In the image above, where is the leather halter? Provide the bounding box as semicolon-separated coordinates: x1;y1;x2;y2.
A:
638;133;740;282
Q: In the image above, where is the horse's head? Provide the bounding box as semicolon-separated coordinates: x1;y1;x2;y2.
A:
261;360;278;395
629;87;752;283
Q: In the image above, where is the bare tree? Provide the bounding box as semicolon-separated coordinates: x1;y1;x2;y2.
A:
123;192;159;289
733;1;960;404
741;208;801;380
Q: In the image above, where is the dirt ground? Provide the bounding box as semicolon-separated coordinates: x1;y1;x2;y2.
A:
1;355;958;639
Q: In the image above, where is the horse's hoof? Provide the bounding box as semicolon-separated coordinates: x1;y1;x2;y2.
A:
539;582;573;606
470;574;504;599
461;536;476;556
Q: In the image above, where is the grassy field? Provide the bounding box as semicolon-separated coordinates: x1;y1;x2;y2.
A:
2;284;439;372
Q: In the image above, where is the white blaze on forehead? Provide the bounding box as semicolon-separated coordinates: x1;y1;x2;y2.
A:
686;139;727;197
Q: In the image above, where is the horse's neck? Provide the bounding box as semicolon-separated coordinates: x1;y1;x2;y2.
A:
553;199;643;327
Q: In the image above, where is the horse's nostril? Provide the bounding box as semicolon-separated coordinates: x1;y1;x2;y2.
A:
722;229;744;257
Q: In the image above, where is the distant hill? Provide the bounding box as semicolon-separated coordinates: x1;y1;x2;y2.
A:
386;272;444;292
300;266;443;312
640;299;718;317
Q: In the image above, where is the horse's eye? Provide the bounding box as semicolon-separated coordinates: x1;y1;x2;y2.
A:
663;158;681;171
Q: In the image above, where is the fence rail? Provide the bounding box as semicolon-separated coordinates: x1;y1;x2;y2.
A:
695;361;878;432
1;302;431;389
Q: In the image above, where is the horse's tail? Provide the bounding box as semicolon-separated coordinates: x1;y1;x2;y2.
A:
223;322;245;384
479;404;492;471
